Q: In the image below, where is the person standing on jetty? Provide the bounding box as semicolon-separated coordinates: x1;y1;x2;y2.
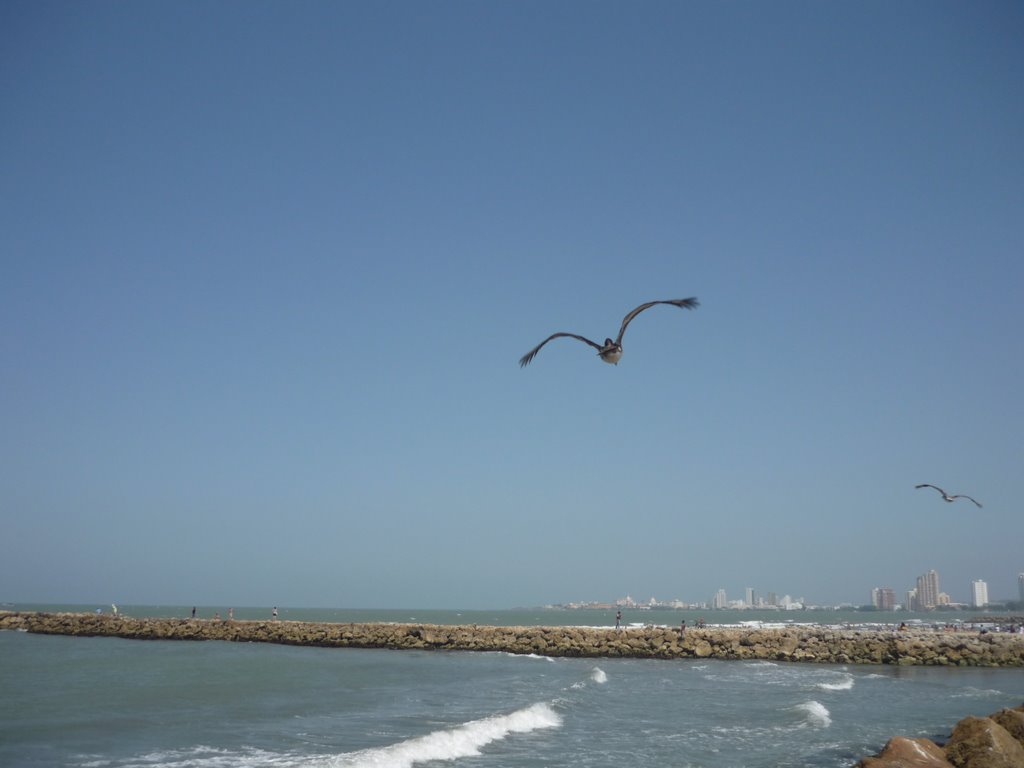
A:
191;606;196;619
615;610;622;630
272;607;278;620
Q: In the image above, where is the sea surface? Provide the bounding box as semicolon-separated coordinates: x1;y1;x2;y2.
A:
3;619;1024;768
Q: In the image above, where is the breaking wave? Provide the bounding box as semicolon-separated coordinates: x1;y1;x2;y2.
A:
500;652;555;662
817;673;854;691
794;700;832;728
339;702;562;767
105;703;562;768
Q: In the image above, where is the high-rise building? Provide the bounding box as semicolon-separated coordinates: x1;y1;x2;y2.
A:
1018;573;1024;603
915;570;940;610
713;589;728;609
906;588;918;612
872;587;896;610
767;592;778;607
745;587;755;608
971;579;989;608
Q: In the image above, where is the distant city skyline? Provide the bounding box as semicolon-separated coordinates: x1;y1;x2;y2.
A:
555;566;1022;612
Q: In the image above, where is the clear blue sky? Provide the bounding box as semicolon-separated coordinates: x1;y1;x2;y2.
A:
2;1;1022;609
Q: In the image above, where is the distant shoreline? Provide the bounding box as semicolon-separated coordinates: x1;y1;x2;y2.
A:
4;611;1024;667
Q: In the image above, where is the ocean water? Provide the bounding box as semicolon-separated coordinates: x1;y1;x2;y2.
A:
2;630;1023;768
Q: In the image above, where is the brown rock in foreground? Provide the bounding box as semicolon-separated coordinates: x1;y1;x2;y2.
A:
2;611;1023;667
855;736;953;767
944;715;1024;768
991;708;1024;746
855;707;1024;768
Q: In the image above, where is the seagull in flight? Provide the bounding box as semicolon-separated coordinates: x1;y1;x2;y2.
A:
915;484;983;508
519;297;699;367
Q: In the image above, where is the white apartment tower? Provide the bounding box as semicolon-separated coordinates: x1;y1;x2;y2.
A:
1019;573;1024;603
872;587;896;610
713;589;728;609
745;587;755;608
971;579;989;608
916;570;940;610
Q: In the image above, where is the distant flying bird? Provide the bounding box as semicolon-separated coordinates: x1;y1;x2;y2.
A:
519;297;699;368
915;484;983;508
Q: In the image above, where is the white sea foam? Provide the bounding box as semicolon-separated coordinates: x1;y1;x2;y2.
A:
501;652;555;662
528;653;556;662
794;700;832;728
817;674;854;691
337;701;562;768
591;667;608;684
953;687;1004;699
114;745;292;767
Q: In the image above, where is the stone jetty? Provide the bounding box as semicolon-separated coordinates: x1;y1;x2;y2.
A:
3;611;1023;666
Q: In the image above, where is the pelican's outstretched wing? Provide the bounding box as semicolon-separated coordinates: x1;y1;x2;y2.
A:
915;483;947;496
614;298;699;345
950;495;983;508
519;332;603;367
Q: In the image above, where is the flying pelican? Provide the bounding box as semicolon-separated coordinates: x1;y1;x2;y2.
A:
915;484;983;508
518;297;699;368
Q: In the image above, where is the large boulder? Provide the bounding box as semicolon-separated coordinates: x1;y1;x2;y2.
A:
944;715;1024;768
855;736;952;767
989;707;1024;748
692;639;713;657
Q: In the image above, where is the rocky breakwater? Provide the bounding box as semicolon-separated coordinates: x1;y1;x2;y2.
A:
2;612;1024;667
856;705;1024;768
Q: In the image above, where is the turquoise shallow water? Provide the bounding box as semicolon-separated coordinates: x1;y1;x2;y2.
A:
3;628;1023;768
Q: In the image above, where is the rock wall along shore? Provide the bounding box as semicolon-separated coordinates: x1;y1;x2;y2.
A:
3;612;1023;667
